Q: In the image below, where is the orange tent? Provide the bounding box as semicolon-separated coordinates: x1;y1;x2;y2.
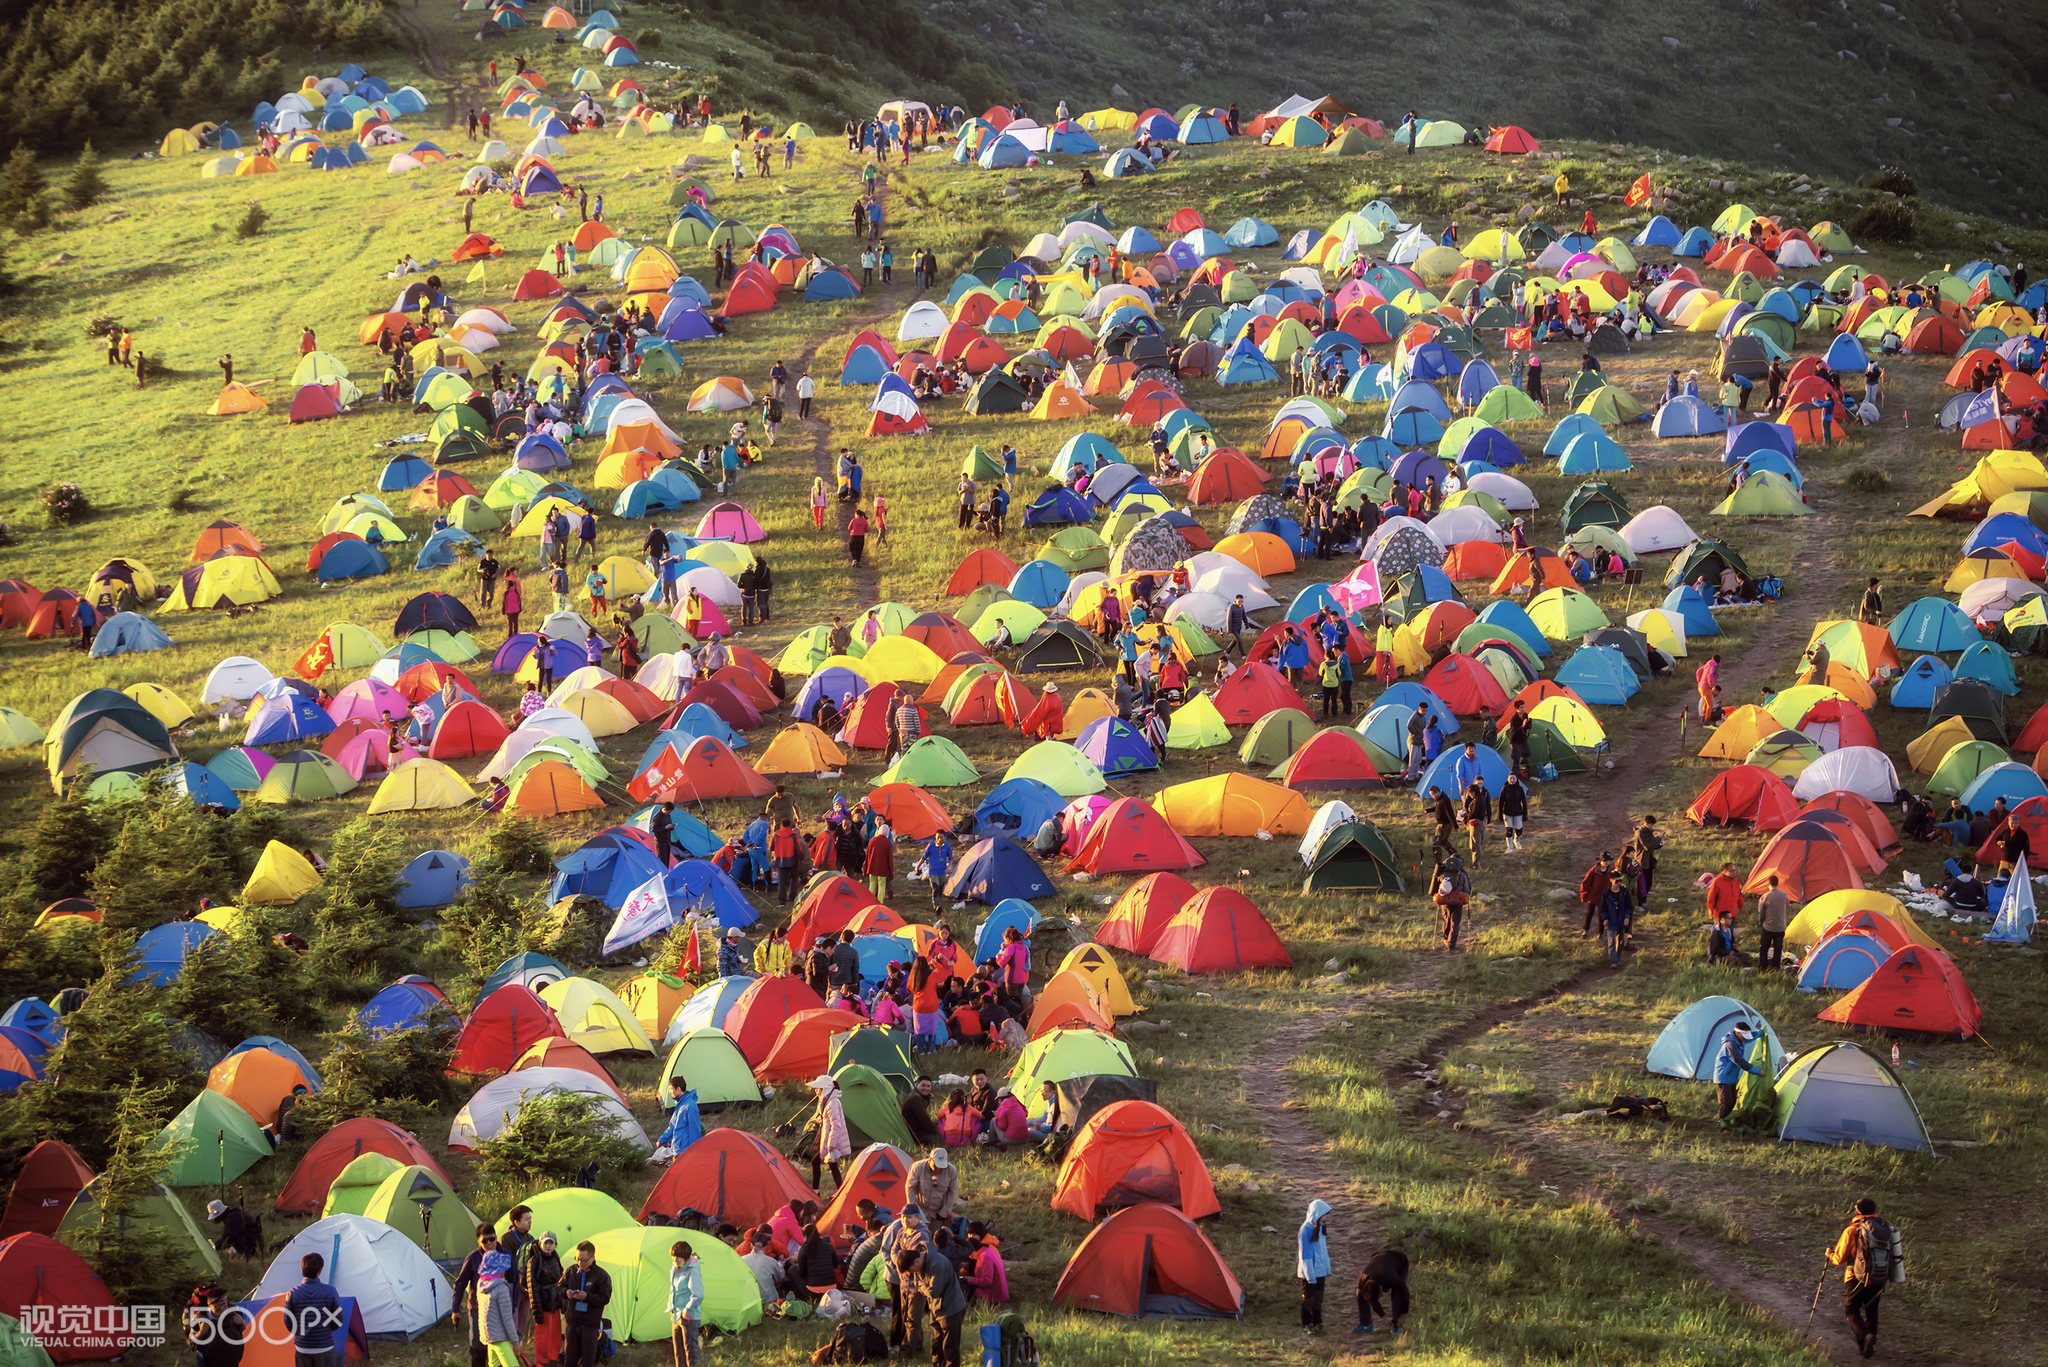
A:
452;233;505;261
1026;971;1115;1038
903;612;984;661
1489;548;1573;595
815;1143;912;1248
1904;315;1964;355
571;221;616;252
1805;790;1899;850
1213;532;1295;577
1442;540;1507;581
429;699;510;760
1816;945;1980;1038
755;1007;866;1083
1687;765;1800;830
1152;773;1310;837
1097;872;1197;956
1811;909;1913;956
866;783;954;839
209;383;271;415
946;548;1020;596
639;1127;819;1225
207;1047;314;1126
1793;809;1886;874
189;519;265;561
508;760;604;816
628;735;775;803
1944;350;2002;388
1269;728;1383;790
1052;1203;1242;1318
359;311;410;345
788;876;881;950
947;671;1036;727
837;685;903;750
922;654;997;705
514;269;564;301
1067;797;1205;875
274;1117;447;1214
1743;820;1865;899
723;975;828;1066
603;422;683;459
409;471;481;509
512;1038;623;1099
1148;887;1292;972
1186;448;1268;505
1051;1099;1220;1219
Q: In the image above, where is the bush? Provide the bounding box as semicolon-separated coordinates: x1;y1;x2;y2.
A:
164;487;196;513
290;1020;457;1137
165;911;319;1041
1859;165;1917;197
1847;196;1915;244
235;199;269;238
439;872;546;995
477;1090;648;1197
479;817;553;877
0;144;43;220
634;27;662;47
1842;465;1892;493
64;142;107;210
40;482;90;526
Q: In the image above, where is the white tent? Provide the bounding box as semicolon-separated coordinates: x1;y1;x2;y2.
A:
1272;398;1343;430
1776;239;1821;269
1081;284;1150;322
201;656;274;704
478;728;594;782
897;300;948;341
1020;232;1061;261
1426;505;1499;545
1057;220;1114;250
514;708;600;751
251;1215;451;1338
449;1068;651;1153
524;135;567;158
1055;570;1109;616
1189;567;1277;612
1790;745;1901;803
477;139;510;161
1362;515;1446;560
1386;225;1430;266
675;565;741;607
455;308;516;335
1298;799;1357;865
1958;578;2037;622
1163;591;1229;631
597;398;680;444
537;609;590;640
1466;472;1538;511
1619;505;1698;554
1268;94;1320;120
1625;609;1689;658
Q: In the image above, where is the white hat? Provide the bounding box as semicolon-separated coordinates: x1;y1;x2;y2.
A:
725;926;743;940
205;1200;227;1222
929;1147;949;1169
808;1074;836;1091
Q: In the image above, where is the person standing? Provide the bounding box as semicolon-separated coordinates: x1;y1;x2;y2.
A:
524;1232;564;1367
557;1242;612;1367
847;505;870;566
899;1246;967;1367
1297;1199;1331;1335
796;370;814;419
667;1242;704;1367
1713;1021;1762;1131
1826;1198;1900;1359
288;1252;345;1367
863;820;894;902
477;548;500;609
1497;771;1527;853
478;1252;518;1367
501;570;523;638
1858;577;1883;625
1434;877;1469;950
651;801;675;865
1757;874;1790;970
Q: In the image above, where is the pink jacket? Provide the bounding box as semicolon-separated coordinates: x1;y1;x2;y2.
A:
995;940;1029;986
964;1246;1009;1304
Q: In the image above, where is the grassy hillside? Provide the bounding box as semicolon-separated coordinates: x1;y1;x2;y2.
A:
2;9;2048;1367
921;0;2047;218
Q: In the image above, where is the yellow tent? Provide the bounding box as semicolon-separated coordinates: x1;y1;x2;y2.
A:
540;977;656;1055
162;556;282;611
556;689;642;738
753;722;848;776
160;128;203;155
242;840;321;905
861;635;947;685
1163;692;1232;749
1057;942;1138;1015
1906;716;1981;773
1463;228;1524;262
1152;773;1311;836
0;707;44;749
1784;890;1938;949
123;683;196;729
596;555;655;596
1697;705;1777;760
367;759;478;812
514;496;588;536
1528;696;1606;747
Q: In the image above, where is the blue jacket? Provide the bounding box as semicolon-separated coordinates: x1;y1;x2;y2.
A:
668;1258;704;1321
1297;1199;1332;1280
1450;751;1484;794
1712;1029;1762;1085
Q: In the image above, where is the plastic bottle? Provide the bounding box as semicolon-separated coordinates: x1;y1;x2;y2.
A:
1891;1041;1901;1068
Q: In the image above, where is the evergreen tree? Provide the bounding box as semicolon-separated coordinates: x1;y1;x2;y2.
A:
166;911;319;1042
62;141;105;210
289;1020;454;1136
0;144;44;220
32;937;196;1166
477;1090;647;1197
26;787;108;901
65;1078;195;1305
89;790;238;933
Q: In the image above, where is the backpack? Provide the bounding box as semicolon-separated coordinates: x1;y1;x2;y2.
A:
1605;1094;1669;1120
1852;1217;1898;1285
813;1322;888;1363
995;1312;1039;1367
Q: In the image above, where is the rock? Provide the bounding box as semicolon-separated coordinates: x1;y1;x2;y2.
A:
1662;34;1680;46
1261;1225;1278;1233
1311;971;1348;987
1223;1163;1246;1175
102;210;127;223
1110;83;1129;98
1323;957;1342;971
46;252;71;266
1244;1183;1262;1193
1886;117;1903;127
1437;1109;1456;1120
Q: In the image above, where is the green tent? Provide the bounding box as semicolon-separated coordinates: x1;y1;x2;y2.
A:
826;1027;917;1088
964;371;1031;415
321;1152;405;1216
1492;717;1587;775
1727;1033;1778;1135
1558;480;1632;533
589;1225;763;1338
1324;127;1372;156
1239;712;1317;767
1926;739;2009;798
668;216;713;249
1561;370;1607;411
1712;470;1809;518
638;349;684;382
58;1178;221;1279
874;736;980;788
660;1027;762;1110
0;1314;56;1367
1008;1029;1139;1120
1164;693;1233;749
157;1090;270;1187
495;1188;637;1249
957;584;1017;625
832;1063;918;1150
1164;619;1222;658
365;1165;484;1262
1664;539;1750;590
960;445;1005;480
1040;528;1110;574
1003;739;1108;798
1303;820;1406;893
1575;384;1647;426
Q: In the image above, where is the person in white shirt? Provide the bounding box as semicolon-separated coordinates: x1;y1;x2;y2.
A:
796;372;815;419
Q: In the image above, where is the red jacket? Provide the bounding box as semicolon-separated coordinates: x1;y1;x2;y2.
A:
1706;872;1744;917
863;832;894;877
1579;865;1611;905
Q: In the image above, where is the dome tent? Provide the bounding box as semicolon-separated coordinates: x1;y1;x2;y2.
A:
1645;996;1785;1079
1773;1042;1932;1153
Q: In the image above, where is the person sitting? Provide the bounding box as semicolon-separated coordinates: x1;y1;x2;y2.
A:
1941;867;1988;914
937;1088;981;1147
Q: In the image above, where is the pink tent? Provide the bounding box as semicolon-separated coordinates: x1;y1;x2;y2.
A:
326;678;409;726
669;598;732;638
1310;447;1359;479
695;502;766;543
332;730;415;780
1333;280;1388;312
1058;793;1116;854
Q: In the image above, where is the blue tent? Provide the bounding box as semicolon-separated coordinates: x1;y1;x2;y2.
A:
664;976;754;1043
1631;216;1682;247
1652;396;1726;438
490;632;583;677
1724;421;1796;464
1242;516;1307;554
1074;716;1160;775
1218;336;1278;385
978;134;1032;169
1387;379;1451;421
1285;584;1344;624
646;706;747;753
849;934;910;983
1659;585;1720;638
1796;933;1891;992
1823;333;1871;374
1960;761;2047;814
974;898;1043;962
972;777;1065;838
1350;434;1400;470
1557;432;1632;474
1405;341;1462;382
1888;655;1953;709
169;761;241;811
804;268;860;301
513;432;571;471
660;306;719;343
1963;513;2048;561
1542;412;1605;456
647;468;701;504
1955;639;2021;694
1456;363;1500;408
551;834;669;908
1645;995;1784;1078
840;344;890;385
1223;216;1278;248
621;806;722;859
132;922;218;986
479;951;571;1000
1008;560;1071;610
1888;598;1978;654
398;850;474;909
1673;226;1715;256
1377;681;1459;735
1457;426;1524;468
1045;125;1100;154
379;456;433;491
662;859;757;928
1023;488;1094;526
1384;408;1444;446
1103;149;1152;179
316;540;389;581
614;480;684;518
1554;646;1640;704
1415;744;1510;799
89;612;172;658
943;837;1055;904
792;666;870;723
1;999;61;1049
1177;114;1229;144
414;526;480;570
245;693;336;745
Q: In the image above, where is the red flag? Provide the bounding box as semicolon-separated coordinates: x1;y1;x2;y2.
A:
627;740;686;802
1624;173;1652;207
680;923;702;976
1505;326;1533;351
295;628;334;681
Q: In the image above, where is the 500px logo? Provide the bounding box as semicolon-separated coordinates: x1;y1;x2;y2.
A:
16;1305;168;1349
189;1304;347;1347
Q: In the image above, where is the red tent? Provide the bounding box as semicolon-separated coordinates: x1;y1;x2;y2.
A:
287;384;343;423
670;678;765;731
1791;809;1886;874
1148;888;1292;973
1975;797;2048;863
629;734;774;803
639;1128;818;1226
1424;653;1510;717
1166;207;1205;234
449;985;565;1076
1817;945;1981;1038
1067;798;1205;875
724;975;828;1066
947;670;1036;727
0;1142;93;1238
1097;873;1197;956
513;268;563;300
946;549;1020;596
816;1143;911;1251
1051;1203;1243;1319
837;684;903;750
1484;125;1539;154
1814;909;1913;956
429;699;511;759
1686;765;1800;831
1743;820;1865;899
1269;728;1383;791
1797;699;1880;752
1186;449;1267;506
786;875;882;950
0;1233;122;1362
1052;1100;1220;1220
1210;661;1309;724
903;612;984;661
754;1007;866;1083
274;1117;448;1214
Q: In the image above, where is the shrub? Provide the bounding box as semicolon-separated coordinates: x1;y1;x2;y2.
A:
477;1090;647;1196
164;487;196;513
0;144;43;219
1842;465;1892;493
83;313;120;339
634;27;662;47
1859;165;1917;197
64;142;106;210
235;199;269;238
1847;196;1915;244
40;482;90;526
290;1021;457;1137
479;817;553;877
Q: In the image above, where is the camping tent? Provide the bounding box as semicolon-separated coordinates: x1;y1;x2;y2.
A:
1052;1100;1220;1219
1773;1042;1933;1152
248;1215;451;1337
1051;1203;1244;1319
1644;996;1785;1079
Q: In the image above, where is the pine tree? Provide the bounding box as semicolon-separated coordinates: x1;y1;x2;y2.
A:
289;1020;454;1136
66;1078;195;1305
0;144;44;220
63;141;106;210
26;786;108;901
477;1090;647;1196
33;938;197;1166
89;790;238;933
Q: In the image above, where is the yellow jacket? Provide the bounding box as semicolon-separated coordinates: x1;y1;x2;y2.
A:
753;938;793;976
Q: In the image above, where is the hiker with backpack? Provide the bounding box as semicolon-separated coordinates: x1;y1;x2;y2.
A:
1825;1198;1904;1358
1713;1022;1763;1132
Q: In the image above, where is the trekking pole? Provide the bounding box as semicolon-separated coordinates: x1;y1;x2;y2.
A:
1804;1258;1829;1332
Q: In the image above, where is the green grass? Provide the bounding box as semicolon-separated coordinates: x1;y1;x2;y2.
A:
4;9;2048;1364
